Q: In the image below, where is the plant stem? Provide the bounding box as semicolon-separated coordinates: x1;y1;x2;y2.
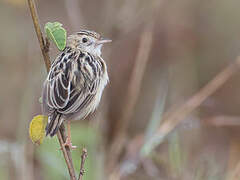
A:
145;56;240;153
58;125;76;180
27;0;76;179
78;148;88;180
27;0;51;72
107;24;153;172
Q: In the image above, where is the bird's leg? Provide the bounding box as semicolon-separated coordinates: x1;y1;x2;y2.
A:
63;121;77;149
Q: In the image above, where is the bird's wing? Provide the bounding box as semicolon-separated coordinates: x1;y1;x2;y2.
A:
57;53;101;115
42;50;101;117
42;51;72;115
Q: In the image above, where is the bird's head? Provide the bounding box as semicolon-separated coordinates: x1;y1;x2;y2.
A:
67;30;111;56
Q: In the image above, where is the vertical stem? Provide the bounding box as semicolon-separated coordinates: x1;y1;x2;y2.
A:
27;0;76;179
27;0;51;72
78;148;88;180
57;125;76;180
107;24;154;171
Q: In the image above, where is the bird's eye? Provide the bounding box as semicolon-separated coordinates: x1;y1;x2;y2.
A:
82;37;88;43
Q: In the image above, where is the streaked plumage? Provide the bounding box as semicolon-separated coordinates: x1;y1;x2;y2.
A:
42;30;110;137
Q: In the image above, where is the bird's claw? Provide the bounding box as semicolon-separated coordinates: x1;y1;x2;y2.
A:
60;137;77;150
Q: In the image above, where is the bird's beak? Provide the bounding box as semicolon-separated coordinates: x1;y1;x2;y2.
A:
96;38;112;45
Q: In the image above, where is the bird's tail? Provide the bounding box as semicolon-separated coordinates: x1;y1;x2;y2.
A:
45;112;64;137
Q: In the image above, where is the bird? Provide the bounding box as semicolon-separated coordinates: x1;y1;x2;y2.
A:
42;30;111;149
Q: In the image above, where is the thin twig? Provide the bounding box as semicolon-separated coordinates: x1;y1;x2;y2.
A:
27;0;76;179
145;56;240;153
107;24;154;172
78;148;88;180
58;125;76;180
27;0;51;72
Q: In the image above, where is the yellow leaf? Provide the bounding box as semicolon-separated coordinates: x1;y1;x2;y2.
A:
29;115;48;145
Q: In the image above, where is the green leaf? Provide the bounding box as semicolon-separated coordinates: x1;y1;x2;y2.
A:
44;22;67;51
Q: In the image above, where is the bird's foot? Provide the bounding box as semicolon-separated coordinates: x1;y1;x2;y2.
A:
62;137;77;150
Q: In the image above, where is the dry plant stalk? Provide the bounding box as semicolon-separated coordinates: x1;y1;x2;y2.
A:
111;55;240;180
57;125;76;180
148;56;240;151
27;0;77;179
27;0;51;72
107;24;154;171
78;148;88;180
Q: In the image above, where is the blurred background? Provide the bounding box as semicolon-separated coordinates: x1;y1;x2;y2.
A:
1;0;240;179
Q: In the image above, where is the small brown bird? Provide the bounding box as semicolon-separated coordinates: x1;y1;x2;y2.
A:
42;30;111;148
